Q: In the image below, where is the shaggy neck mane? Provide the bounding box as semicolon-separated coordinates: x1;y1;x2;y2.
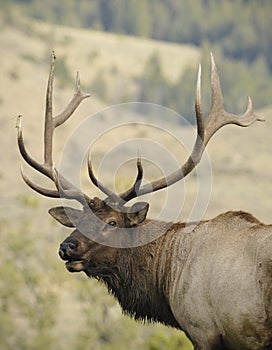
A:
87;221;184;329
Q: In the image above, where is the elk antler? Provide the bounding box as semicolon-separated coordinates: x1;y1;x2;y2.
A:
118;53;263;200
17;52;92;206
18;53;263;209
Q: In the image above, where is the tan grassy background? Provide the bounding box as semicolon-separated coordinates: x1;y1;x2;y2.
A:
1;18;272;350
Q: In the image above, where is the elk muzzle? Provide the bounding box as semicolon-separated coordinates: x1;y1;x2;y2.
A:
59;239;86;273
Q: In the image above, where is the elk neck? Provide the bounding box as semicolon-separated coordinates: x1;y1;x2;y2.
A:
85;219;192;329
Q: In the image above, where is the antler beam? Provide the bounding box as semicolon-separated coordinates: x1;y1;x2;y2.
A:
118;53;263;199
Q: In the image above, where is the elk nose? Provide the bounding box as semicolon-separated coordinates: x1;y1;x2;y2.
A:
59;241;78;259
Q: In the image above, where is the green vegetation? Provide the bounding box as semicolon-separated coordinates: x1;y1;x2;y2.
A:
147;330;193;350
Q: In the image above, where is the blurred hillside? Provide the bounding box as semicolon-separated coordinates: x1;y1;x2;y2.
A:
2;0;272;122
4;1;272;65
1;4;272;350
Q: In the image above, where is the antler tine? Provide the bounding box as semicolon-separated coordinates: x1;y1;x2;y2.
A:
204;53;264;144
131;62;207;196
44;53;91;169
17;115;50;177
18;115;89;206
195;63;205;141
191;63;206;164
54;72;91;128
119;155;144;201
44;51;55;168
87;151;118;199
20;165;60;198
118;66;206;201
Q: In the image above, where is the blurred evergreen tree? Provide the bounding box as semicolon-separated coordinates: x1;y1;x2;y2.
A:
2;0;272;113
136;51;170;106
6;0;272;73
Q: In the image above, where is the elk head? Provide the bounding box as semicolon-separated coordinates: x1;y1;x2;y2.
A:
50;198;150;273
17;52;262;276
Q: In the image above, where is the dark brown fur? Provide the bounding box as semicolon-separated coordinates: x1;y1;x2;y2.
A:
58;208;184;328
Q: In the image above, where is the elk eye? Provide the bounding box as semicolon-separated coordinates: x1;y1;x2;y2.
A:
108;220;116;227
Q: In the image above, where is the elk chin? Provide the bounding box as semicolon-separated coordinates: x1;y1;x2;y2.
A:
65;260;86;272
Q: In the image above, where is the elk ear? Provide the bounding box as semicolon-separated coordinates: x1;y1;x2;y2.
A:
48;206;83;228
127;202;149;226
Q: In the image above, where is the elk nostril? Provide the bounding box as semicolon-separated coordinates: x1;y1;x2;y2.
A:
68;242;77;250
59;242;77;255
59;241;78;260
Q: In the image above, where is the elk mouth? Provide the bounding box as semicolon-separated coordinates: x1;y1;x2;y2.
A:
65;258;87;272
59;243;88;272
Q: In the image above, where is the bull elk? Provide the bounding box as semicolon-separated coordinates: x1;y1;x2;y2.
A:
17;52;272;350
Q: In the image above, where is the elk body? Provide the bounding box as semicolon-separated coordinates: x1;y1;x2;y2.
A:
17;53;272;350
